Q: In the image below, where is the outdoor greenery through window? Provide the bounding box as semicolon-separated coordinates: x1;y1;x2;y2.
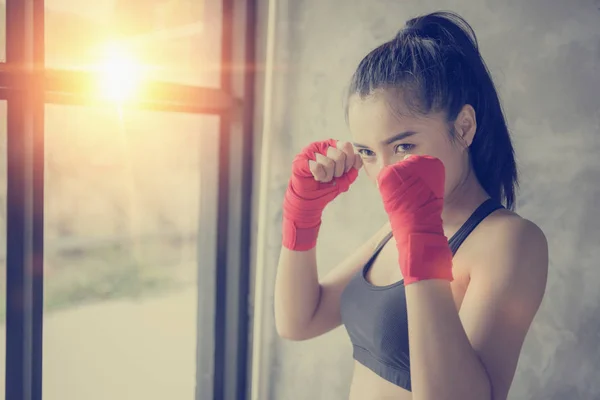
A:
42;104;218;400
1;0;245;398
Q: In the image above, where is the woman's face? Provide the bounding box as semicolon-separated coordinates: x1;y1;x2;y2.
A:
347;91;474;197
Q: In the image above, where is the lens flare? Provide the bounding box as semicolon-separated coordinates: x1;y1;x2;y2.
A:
97;43;143;103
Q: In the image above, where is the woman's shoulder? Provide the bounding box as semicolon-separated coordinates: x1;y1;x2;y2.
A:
481;208;546;246
469;207;548;279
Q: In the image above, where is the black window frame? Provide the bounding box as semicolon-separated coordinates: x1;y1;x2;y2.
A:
1;0;256;399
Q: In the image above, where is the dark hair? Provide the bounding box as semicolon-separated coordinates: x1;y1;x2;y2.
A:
346;11;517;210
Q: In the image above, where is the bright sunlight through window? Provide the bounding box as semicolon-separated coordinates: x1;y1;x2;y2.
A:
97;42;145;103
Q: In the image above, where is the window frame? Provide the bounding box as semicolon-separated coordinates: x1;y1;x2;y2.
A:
1;0;256;399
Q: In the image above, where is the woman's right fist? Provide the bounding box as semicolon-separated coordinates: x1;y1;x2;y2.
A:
282;139;362;251
290;139;362;199
307;140;363;183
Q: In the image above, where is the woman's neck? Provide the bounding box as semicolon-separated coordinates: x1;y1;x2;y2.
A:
442;168;490;237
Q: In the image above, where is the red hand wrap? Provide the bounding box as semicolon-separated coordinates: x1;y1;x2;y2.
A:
282;139;358;251
377;155;453;285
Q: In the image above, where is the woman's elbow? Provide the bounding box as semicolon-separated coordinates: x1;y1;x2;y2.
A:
275;321;312;341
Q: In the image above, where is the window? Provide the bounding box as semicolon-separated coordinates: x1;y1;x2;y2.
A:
3;0;255;399
0;100;6;397
1;1;5;62
45;0;222;87
43;105;218;400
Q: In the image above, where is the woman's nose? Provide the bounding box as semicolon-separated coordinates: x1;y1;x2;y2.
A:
379;155;396;169
373;157;393;184
380;154;411;170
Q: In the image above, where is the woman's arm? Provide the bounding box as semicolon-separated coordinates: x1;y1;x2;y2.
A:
275;224;389;340
274;139;365;340
405;217;548;400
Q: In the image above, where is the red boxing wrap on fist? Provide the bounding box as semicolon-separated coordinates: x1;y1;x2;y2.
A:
282;139;359;251
377;155;453;285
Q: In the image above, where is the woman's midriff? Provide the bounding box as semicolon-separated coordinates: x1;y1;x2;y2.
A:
348;361;412;400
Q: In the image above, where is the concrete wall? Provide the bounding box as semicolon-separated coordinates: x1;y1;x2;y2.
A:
252;1;600;399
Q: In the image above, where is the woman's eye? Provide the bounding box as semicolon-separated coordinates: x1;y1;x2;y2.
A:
395;144;415;153
357;149;375;157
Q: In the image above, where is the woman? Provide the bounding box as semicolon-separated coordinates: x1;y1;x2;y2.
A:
274;11;548;400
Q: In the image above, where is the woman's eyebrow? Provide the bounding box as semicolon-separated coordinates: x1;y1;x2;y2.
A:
352;131;418;148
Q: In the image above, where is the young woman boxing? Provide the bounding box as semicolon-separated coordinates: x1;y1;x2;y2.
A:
274;11;548;400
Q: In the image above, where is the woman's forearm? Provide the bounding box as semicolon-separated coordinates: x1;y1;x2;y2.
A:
405;280;491;400
274;247;321;339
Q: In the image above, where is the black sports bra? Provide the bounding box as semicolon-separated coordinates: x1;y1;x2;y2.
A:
339;198;503;391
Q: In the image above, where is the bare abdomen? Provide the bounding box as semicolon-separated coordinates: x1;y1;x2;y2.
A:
348;361;412;400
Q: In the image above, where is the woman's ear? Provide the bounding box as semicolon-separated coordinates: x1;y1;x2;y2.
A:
453;104;477;147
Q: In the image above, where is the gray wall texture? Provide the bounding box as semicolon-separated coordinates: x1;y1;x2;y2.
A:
252;1;600;399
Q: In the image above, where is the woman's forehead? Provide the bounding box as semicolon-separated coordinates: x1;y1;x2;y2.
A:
348;94;446;138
